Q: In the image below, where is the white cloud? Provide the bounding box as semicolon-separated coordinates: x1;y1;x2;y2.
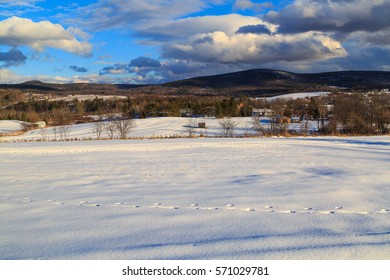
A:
162;31;348;64
0;68;24;83
260;0;390;72
0;0;42;6
0;68;123;84
233;0;273;11
234;0;254;10
347;28;390;47
0;17;92;57
0;0;41;3
136;12;346;68
67;27;92;41
69;0;230;31
0;1;44;17
137;14;277;41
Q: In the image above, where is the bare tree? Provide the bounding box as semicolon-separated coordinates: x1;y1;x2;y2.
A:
114;118;136;139
104;121;116;139
251;115;268;136
308;97;328;132
40;128;48;141
58;125;71;141
219;117;238;137
332;94;372;134
91;120;104;140
183;118;197;137
52;127;58;141
371;93;390;134
303;119;310;136
375;109;390;134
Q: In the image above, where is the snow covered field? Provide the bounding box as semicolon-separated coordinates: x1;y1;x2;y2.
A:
0;117;319;141
264;91;330;101
1;136;390;259
0;120;25;135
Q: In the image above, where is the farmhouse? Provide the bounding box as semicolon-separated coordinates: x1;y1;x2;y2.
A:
290;116;301;123
252;108;275;117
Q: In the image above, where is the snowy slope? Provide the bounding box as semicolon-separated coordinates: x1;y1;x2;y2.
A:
265;92;330;101
1;137;390;259
0;120;26;134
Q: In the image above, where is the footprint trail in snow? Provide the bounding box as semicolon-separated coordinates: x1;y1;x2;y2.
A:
2;196;389;216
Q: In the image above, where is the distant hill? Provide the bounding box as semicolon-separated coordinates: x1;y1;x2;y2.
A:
165;69;390;95
1;69;390;97
1;81;144;92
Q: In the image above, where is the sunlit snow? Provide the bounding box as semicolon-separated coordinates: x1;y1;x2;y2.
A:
1;119;390;259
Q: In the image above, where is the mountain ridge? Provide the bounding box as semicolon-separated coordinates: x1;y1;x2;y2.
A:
2;69;390;96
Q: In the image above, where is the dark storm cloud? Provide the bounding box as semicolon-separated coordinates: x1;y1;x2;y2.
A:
66;0;225;31
99;63;128;75
265;0;390;34
333;45;390;70
69;65;88;73
100;57;163;77
129;57;162;68
0;48;27;67
193;36;214;45
236;24;272;35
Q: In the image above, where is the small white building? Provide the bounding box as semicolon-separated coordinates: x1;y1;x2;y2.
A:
290;116;301;123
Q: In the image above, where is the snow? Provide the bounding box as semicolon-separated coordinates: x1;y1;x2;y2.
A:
1;136;390;259
49;94;128;102
0;117;320;142
264;92;330;101
0;120;26;134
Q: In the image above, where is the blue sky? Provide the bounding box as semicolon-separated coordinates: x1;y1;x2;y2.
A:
1;0;390;84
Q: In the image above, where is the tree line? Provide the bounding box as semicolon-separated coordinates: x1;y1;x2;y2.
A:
1;91;389;136
0;94;254;124
252;92;390;135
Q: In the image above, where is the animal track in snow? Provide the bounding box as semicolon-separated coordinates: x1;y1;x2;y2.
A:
79;201;100;207
114;202;139;208
46;199;64;205
279;210;296;214
5;196;390;217
318;210;336;215
118;202;390;216
156;205;179;210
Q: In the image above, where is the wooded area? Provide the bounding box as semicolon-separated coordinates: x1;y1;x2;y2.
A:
1;90;389;136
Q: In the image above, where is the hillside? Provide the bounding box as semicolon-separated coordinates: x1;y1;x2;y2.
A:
1;80;144;94
1;69;390;97
165;69;390;95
